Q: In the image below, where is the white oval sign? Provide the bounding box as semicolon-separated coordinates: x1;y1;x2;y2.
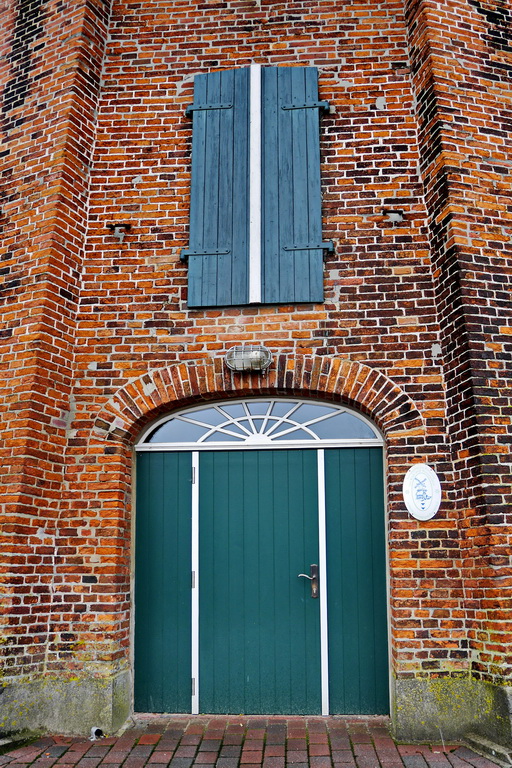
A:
403;464;441;520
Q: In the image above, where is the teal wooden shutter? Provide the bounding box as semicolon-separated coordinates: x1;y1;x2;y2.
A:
184;66;329;307
184;68;249;307
262;66;328;304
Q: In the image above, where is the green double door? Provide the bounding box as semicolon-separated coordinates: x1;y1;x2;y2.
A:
135;448;388;715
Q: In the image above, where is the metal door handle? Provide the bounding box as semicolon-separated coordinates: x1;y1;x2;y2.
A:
298;564;319;598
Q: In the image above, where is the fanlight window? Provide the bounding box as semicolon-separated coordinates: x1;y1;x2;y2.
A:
139;399;381;449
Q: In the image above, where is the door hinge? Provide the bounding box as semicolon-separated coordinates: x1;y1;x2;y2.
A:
283;241;334;253
192;678;196;696
281;100;330;112
186;102;233;117
192;467;196;484
191;571;196;589
181;248;230;263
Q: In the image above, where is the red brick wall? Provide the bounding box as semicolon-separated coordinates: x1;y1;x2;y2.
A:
62;0;457;684
1;0;510;711
0;0;111;679
405;0;512;686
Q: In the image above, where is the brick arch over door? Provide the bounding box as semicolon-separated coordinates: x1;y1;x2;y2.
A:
91;355;426;445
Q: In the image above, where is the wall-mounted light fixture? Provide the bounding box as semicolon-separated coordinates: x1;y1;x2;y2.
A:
224;344;272;373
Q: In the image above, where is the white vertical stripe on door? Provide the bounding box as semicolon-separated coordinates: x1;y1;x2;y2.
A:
191;451;200;714
317;448;330;715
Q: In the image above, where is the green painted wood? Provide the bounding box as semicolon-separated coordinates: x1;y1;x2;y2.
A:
324;448;389;714
134;452;192;712
188;68;249;307
199;450;321;714
262;66;324;304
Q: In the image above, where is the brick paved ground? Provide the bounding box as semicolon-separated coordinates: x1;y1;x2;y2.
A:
0;717;502;768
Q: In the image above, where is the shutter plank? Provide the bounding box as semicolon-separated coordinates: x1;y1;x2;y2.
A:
215;69;234;306
202;72;222;307
231;68;250;304
262;65;281;303
290;67;310;302
188;75;208;308
304;67;324;302
261;67;280;304
277;68;296;303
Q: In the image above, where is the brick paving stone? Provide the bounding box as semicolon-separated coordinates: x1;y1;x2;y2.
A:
131;748;155;759
245;741;265;750
331;752;354;763
7;750;45;761
421;754;454;768
100;752;131;762
330;740;350;750
148;752;174;763
308;746;330;757
173;749;197;759
308;736;329;744
168;760;193;768
445;756;475;768
98;763;124;768
197;741;220;753
449;750;502;768
218;747;241;757
193;753;218;764
241;752;264;763
76;758;103;768
215;758;239;768
308;757;331;768
3;763;30;768
262;758;285;768
42;749;70;759
332;753;356;767
138;737;161;746
221;737;244;746
286;753;309;764
287;741;307;751
265;747;285;757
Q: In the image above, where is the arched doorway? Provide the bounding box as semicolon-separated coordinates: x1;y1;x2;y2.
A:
134;398;388;716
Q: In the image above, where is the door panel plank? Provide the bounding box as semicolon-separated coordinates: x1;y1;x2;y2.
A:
134;452;192;712
325;447;389;714
199;450;321;714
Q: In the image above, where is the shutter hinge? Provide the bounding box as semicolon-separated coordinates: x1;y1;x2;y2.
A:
281;100;330;112
186;102;233;117
181;248;231;262
192;678;196;696
283;241;334;253
191;571;196;589
192;467;196;483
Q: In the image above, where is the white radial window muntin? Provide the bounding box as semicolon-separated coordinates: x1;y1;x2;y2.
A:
136;399;383;450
